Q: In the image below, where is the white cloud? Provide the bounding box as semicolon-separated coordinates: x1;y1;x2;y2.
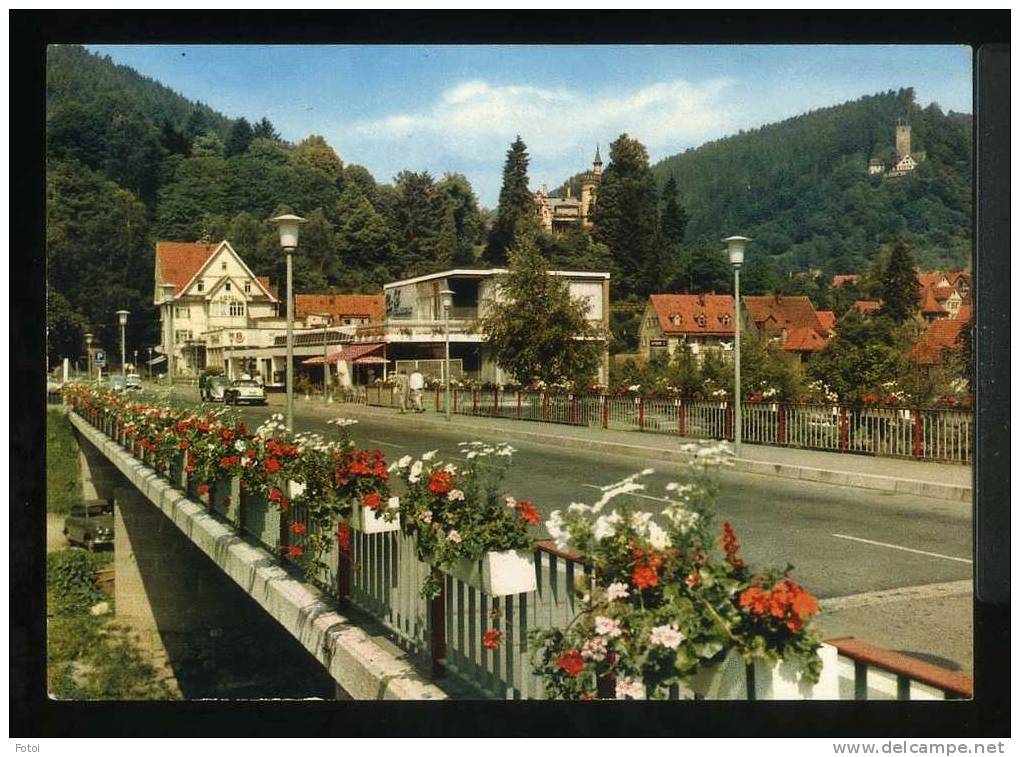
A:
335;76;743;206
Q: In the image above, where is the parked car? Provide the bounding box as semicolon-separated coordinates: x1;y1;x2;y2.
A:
125;373;143;391
224;377;267;405
63;500;114;550
201;374;229;402
109;375;127;392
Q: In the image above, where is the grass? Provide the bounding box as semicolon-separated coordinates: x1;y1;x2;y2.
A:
47;548;179;700
47;409;81;514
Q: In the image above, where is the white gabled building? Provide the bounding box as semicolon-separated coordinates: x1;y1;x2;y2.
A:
154;241;280;377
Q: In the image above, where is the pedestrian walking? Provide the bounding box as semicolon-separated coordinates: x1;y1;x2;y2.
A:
409;369;425;413
394;371;409;414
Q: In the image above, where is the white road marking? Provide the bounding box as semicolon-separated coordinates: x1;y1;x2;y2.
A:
367;439;405;449
820;580;972;612
581;483;671;504
831;533;972;564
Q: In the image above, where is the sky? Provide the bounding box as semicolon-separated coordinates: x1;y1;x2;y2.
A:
87;44;972;208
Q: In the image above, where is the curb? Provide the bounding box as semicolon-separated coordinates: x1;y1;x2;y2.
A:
69;412;449;701
319;404;972;504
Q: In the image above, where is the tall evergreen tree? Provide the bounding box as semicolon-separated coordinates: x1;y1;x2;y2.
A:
486;136;535;266
225;117;254;156
251;116;281;142
660;174;688;245
879;240;919;324
592;134;661;297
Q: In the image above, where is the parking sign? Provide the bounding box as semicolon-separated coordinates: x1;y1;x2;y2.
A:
94;350;106;368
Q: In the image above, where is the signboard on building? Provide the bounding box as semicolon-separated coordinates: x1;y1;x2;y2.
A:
649;339;667;348
385;287;414;319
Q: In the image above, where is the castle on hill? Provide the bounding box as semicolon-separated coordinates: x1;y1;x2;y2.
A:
867;119;926;178
533;146;602;234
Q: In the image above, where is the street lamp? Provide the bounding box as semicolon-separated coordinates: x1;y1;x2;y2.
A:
161;283;176;387
320;313;333;404
270;213;307;433
85;332;93;382
724;235;750;458
147;347;153;380
116;310;129;378
440;288;455;421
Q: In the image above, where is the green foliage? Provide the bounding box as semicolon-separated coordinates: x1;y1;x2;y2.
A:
660;175;688;245
879;240;919;324
807;311;906;403
486;136;536;265
592;134;662;297
47;410;81;514
477;234;604;387
47;549;103;613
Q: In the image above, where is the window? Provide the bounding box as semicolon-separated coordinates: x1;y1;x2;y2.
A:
221;261;228;271
244;280;251;293
197;280;205;293
175;306;189;319
175;330;194;343
230;301;245;317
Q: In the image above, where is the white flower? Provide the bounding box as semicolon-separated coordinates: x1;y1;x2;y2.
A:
568;502;592;514
408;460;423;484
581;636;608;662
421;449;438;461
546;510;568;549
421;510;433;524
630;511;653;534
605;582;630;602
505;496;517;509
647;521;671;550
496;444;516;457
594;616;623;638
396;455;412;469
593;511;622;542
443;463;458;473
615;677;646;700
466;451;478;460
447;489;465;501
446;530;462;543
649;624;686;650
327;417;358;427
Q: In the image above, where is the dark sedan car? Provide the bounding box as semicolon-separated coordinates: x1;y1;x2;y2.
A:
63;500;114;550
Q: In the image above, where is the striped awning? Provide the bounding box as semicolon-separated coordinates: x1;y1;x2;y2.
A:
302;343;384;366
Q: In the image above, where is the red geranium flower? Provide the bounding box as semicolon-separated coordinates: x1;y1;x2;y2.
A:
428;470;453;495
482;628;502;649
555;650;585;678
287;545;303;559
265;456;282;474
336;522;351;552
790;586;819;620
516;500;540;525
197;483;209;496
362;492;383;511
185;465;195;474
632;564;659;590
290;521;307;535
722;521;746;570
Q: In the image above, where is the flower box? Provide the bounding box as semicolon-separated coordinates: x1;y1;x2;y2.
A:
210;477;241;525
239;491;283;550
348;496;400;534
448;549;536;597
687;643;839;700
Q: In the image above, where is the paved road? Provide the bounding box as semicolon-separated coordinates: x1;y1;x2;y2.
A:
159;390;974;672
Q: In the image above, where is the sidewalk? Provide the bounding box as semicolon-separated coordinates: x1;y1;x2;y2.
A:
299;397;972;503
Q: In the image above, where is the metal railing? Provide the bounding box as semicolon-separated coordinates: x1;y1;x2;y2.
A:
366;389;972;464
73;406;974;700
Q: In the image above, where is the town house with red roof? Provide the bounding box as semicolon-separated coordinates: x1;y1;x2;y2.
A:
742;294;834;360
639;294;736;362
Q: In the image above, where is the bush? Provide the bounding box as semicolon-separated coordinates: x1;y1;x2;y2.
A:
47;409;81;514
48;549;103;614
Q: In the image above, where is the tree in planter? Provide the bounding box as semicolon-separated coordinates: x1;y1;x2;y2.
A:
477;233;604;388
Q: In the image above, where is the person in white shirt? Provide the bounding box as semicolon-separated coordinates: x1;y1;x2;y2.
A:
409;370;425;413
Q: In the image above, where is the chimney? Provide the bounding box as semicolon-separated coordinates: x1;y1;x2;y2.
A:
698;293;705;306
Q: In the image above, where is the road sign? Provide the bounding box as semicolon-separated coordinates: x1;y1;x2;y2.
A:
94;350;106;368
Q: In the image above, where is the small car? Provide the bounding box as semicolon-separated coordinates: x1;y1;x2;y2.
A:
201;374;229;402
63;500;114;550
125;373;143;391
223;377;267;405
109;375;127;392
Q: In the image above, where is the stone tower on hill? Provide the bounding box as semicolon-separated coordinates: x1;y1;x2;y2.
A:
896;118;912;159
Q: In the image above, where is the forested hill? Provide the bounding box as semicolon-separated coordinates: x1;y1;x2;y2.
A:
46;46;486;363
650;89;972;274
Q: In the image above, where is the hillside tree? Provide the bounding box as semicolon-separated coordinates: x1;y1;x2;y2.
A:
486;136;536;266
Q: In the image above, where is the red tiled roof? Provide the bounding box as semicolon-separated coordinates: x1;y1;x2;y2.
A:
916;272;948;289
956;304;972;322
294;294;385;323
920;287;947;315
931;286;957;302
912;319;968;365
156;242;218;296
257;277;279;300
816;310;836;334
648;294;736;336
831;274;861;288
743;295;825;335
783;327;828;352
853;300;882;315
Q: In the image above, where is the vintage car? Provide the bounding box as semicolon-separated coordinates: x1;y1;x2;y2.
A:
125;373;143;391
223;376;267;405
63;500;114;550
200;374;229;402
